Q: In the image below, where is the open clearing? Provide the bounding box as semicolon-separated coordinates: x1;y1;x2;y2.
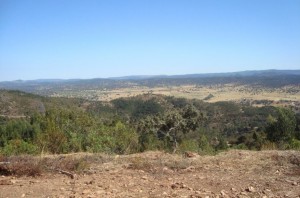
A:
51;84;300;104
1;150;300;198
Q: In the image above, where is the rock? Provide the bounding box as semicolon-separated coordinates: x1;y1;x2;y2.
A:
86;180;94;185
240;191;248;195
185;166;196;172
246;186;255;192
171;183;177;189
111;189;118;193
21;194;26;197
292;181;297;186
96;190;106;195
142;176;148;180
82;189;91;194
231;188;237;192
163;167;174;174
10;179;17;184
221;190;227;196
171;182;186;189
29;181;35;184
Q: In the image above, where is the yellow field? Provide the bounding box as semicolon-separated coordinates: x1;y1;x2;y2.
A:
88;84;300;103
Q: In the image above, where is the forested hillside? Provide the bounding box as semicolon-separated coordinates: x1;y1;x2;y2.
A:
0;90;299;156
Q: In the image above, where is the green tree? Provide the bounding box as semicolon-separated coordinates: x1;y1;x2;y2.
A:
266;108;296;143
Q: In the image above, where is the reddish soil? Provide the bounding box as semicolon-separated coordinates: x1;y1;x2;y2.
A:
1;150;300;198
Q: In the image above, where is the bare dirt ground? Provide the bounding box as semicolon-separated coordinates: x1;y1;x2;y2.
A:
1;150;300;198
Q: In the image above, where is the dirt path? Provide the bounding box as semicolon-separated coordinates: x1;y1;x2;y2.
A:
1;150;300;198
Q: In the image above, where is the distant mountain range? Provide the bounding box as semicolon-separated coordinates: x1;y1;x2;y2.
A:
1;69;300;95
109;69;300;80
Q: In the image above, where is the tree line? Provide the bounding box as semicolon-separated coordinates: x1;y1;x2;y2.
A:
0;94;300;156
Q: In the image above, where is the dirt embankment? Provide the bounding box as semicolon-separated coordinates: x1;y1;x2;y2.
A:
1;150;300;198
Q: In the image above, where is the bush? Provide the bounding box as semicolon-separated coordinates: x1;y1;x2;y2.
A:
0;139;39;156
261;141;277;150
231;143;248;150
266;108;296;143
179;139;199;153
198;135;214;155
0;155;41;176
289;139;300;150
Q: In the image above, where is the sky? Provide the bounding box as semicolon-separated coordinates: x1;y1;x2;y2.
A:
0;0;300;81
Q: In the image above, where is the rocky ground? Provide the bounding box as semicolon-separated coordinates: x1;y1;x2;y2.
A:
1;150;300;198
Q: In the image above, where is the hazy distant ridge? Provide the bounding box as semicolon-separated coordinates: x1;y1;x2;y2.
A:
1;70;300;96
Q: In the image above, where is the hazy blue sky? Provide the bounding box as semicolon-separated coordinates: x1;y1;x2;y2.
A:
0;0;299;81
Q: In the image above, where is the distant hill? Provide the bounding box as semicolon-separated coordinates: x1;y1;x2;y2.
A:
0;90;83;117
110;69;300;79
0;70;300;96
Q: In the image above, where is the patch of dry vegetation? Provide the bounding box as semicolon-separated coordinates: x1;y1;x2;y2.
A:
0;153;115;177
0;155;42;177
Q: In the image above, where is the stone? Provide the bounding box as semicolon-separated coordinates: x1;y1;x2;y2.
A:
142;176;148;180
246;186;255;192
221;190;227;196
185;166;195;172
82;189;91;194
96;190;106;195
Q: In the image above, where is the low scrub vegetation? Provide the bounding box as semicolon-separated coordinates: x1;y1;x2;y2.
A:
0;91;300;158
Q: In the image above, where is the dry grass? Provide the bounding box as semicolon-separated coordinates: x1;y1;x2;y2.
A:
0;153;114;177
271;151;300;167
2;150;300;179
0;155;42;177
50;84;300;103
125;151;196;173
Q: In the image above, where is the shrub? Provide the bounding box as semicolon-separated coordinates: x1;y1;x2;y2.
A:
231;143;248;150
198;135;214;155
289;139;300;150
179;139;198;153
0;139;39;156
261;141;277;150
266;108;296;143
0;155;42;176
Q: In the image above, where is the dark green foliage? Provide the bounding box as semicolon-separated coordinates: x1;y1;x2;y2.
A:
203;93;214;101
1;139;39;155
1;90;299;156
112;97;163;119
266;108;297;143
